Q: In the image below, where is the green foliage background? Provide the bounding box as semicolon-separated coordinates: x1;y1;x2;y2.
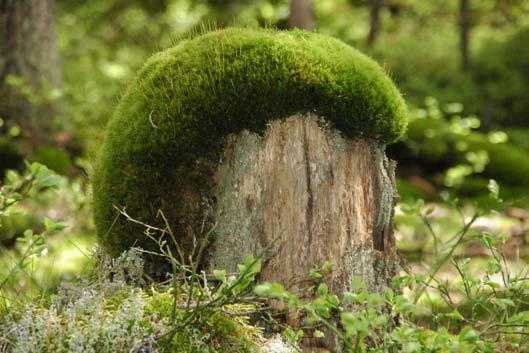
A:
1;1;529;352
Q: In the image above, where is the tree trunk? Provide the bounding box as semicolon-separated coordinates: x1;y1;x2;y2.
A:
459;0;471;70
211;113;399;350
367;0;385;46
0;0;61;150
288;0;315;31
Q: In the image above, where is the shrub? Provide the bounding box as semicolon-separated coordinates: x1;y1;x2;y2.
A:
473;27;529;127
392;97;529;197
32;145;72;175
92;27;408;262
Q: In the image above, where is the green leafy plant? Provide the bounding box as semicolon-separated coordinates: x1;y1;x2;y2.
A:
255;270;496;352
0;163;65;305
400;183;529;353
393;97;529;204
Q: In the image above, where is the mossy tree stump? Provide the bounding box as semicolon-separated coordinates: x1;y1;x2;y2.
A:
92;27;407;352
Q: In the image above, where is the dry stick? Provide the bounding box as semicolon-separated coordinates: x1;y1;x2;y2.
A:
115;206;284;346
413;212;480;303
160;236;282;345
113;206;166;233
157;209;188;269
202;270;212;301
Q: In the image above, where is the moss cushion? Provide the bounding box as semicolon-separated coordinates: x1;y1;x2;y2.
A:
92;28;408;258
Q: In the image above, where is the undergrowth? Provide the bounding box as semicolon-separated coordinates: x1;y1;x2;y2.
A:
2;248;268;353
0;163;528;352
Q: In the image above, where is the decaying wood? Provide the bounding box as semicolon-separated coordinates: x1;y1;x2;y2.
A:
212;113;398;295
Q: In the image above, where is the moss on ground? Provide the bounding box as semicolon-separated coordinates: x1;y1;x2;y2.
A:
3;283;263;353
92;27;408;261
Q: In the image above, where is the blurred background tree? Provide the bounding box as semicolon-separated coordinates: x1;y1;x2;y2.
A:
288;0;315;30
0;0;62;173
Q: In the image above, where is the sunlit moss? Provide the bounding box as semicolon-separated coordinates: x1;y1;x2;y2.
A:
92;27;408;260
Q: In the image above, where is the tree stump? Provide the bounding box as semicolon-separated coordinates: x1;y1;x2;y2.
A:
91;28;407;351
211;113;399;350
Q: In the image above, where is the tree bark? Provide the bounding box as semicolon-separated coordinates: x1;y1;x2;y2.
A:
0;0;61;150
211;113;399;350
367;0;385;46
288;0;315;31
459;0;471;70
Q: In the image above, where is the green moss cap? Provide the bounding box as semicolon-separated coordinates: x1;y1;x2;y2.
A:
93;28;408;258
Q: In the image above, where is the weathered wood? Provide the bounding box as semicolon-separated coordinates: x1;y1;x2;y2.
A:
212;112;398;288
211;113;399;350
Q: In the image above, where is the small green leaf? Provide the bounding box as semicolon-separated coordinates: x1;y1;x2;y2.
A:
322;261;334;273
373;314;389;327
313;330;325;338
5;170;19;185
309;268;322;279
459;327;479;342
483;278;501;289
350;276;366;293
238;255;260;274
394;296;415;314
444;309;464;321
284;326;298;345
367;293;383;307
507;311;529;324
393;275;414;288
9;125;20;137
487;179;500;200
343;291;355;304
44;217;68;234
248;257;261;274
493;298;515;310
254;282;288;299
354;292;368;304
31;163;60;189
327;295;340;306
317;283;328;296
479;232;494;249
485;262;501;276
384;287;394;302
425;206;435;216
213;269;226;282
341;312;356;327
254;282;272;296
312;298;331;318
